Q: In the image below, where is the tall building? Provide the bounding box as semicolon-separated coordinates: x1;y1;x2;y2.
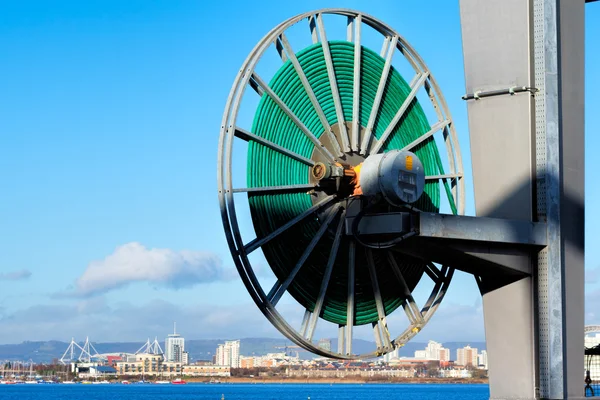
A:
215;340;241;367
318;338;331;352
478;350;488;369
165;322;185;363
456;345;478;366
413;341;450;360
227;340;240;368
216;344;225;366
439;348;450;362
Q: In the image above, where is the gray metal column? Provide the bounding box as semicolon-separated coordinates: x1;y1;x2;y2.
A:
459;1;537;398
460;0;586;399
534;0;586;399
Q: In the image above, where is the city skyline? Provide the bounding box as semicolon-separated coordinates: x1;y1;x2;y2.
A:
0;0;598;347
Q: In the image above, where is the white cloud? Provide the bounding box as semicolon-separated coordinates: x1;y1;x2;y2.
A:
69;242;235;297
0;269;32;281
0;299;279;344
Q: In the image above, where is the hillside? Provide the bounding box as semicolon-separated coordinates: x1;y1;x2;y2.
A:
0;339;486;363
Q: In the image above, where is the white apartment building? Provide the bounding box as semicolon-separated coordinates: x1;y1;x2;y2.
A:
413;341;450;361
215;340;241;368
165;323;185;363
414;350;427;359
478;350;488;369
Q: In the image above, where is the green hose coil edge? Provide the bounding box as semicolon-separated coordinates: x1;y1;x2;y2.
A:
247;41;449;326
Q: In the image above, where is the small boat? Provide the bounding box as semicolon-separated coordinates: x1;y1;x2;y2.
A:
121;380;131;385
171;378;187;385
62;381;76;384
155;380;170;384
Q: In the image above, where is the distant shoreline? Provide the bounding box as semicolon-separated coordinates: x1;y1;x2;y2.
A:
189;377;488;385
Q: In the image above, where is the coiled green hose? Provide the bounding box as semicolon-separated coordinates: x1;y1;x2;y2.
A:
247;41;452;326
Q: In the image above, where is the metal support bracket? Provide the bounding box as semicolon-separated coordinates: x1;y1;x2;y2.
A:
346;209;546;281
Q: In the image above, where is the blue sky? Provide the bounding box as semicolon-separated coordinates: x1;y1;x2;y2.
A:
0;0;598;346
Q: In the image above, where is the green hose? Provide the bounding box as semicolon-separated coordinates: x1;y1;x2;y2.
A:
247;41;452;326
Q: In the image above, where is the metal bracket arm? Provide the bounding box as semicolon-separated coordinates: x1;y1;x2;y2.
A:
417;212;547;247
347;211;547;247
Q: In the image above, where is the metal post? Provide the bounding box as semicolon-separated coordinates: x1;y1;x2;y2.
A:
459;1;536;398
535;1;586;398
460;0;586;399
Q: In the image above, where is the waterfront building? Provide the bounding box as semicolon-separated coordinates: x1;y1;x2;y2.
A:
411;340;451;361
113;353;184;377
216;344;225;365
183;365;231;377
478;350;488;369
214;340;240;367
414;350;427;359
439;348;450;362
456;345;478;366
165;323;185;363
425;340;443;359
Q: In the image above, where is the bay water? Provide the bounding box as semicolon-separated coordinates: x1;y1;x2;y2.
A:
0;383;490;400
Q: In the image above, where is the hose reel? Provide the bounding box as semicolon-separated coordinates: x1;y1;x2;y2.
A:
218;8;465;359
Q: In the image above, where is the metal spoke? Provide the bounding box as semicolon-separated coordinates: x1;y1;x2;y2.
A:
233;184;316;194
425;173;463;181
267;281;283;302
306;210;346;341
275;36;287;63
351;15;362;152
300;309;311;337
337;324;345;354
387;252;424;324
267;204;341;306
278;33;343;157
235;127;315;166
308;15;318;44
249;75;264;96
346;16;353;42
250;72;336;163
346;239;356;355
366;249;392;350
360;35;399;155
422;267;453;319
372;321;383;349
400;120;450;152
424;263;442;283
316;14;351;153
380;36;390;57
421;266;449;316
371;72;430;154
244;195;336;254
